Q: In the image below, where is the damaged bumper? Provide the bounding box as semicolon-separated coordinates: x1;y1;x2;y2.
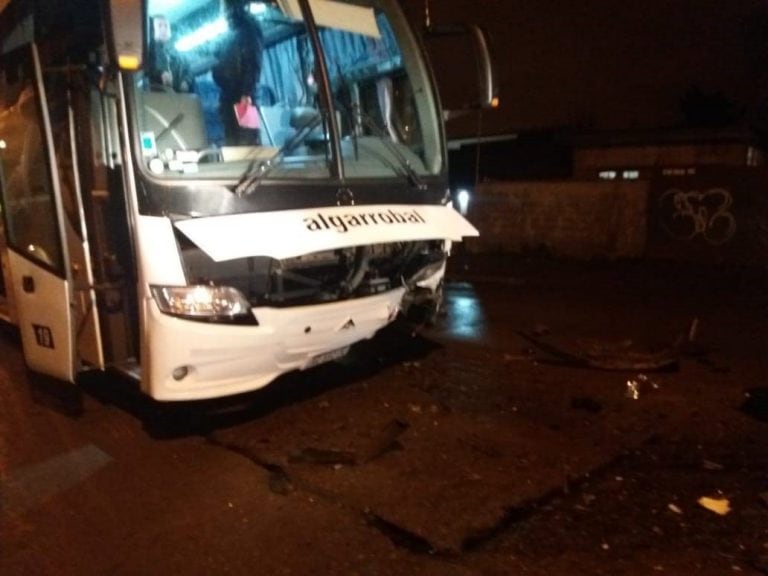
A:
142;288;405;401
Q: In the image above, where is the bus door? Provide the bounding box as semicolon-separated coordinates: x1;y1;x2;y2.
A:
0;44;101;381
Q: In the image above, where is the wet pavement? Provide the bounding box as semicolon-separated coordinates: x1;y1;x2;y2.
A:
1;256;767;575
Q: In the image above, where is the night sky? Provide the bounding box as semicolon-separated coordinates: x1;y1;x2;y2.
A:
402;0;768;137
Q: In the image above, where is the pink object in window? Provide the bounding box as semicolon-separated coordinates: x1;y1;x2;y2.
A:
234;102;260;129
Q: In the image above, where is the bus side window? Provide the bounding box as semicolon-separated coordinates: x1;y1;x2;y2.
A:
0;54;63;272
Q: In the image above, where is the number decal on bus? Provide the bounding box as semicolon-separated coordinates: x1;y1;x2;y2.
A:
32;324;55;349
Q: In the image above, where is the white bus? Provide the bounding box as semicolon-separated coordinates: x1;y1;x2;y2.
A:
0;0;494;400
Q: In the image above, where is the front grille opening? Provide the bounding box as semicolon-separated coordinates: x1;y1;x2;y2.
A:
177;232;445;308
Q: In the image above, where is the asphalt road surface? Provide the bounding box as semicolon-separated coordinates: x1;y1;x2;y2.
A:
1;257;767;575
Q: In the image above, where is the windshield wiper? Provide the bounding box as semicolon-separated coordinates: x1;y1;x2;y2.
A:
234;112;325;197
233;104;427;195
330;60;426;190
351;106;427;190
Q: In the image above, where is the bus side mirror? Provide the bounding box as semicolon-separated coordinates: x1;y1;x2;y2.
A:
422;24;499;121
107;0;145;71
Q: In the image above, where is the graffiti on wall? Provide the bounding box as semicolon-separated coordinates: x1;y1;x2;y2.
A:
658;188;737;245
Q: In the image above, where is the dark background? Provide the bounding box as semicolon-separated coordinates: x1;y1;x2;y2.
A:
401;0;768;139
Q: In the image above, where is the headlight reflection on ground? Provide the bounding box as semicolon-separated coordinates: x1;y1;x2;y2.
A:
443;283;486;341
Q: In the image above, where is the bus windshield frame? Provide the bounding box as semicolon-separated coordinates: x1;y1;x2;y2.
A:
128;0;445;211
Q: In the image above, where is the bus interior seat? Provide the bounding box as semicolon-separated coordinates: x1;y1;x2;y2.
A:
259;105;294;148
289;107;334;147
140;91;208;151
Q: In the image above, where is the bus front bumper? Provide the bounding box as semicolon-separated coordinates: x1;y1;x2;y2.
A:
141;288;405;401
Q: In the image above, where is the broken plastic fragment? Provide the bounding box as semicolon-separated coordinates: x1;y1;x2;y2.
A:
668;503;683;514
638;373;658;387
698;496;731;515
626;379;641;400
688;317;699;342
626;374;660;399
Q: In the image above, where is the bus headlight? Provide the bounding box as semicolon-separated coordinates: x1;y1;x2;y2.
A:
454;188;471;215
151;285;256;323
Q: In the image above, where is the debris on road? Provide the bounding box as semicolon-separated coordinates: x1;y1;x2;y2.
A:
289;447;356;466
267;465;293;495
697;496;731;516
626;380;641;400
626;374;660;400
668;503;683;514
687;317;699;343
288;420;410;468
358;419;409;464
518;331;679;371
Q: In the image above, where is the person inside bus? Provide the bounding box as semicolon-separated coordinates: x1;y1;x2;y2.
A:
147;15;195;93
212;0;264;145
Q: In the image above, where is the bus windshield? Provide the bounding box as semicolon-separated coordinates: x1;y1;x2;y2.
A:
132;0;442;185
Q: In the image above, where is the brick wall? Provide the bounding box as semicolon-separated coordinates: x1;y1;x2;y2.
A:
464;181;649;259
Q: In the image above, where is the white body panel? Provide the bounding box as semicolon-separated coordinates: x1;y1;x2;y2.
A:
141;287;403;400
135;205;475;400
8;250;74;381
136;216;187;284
